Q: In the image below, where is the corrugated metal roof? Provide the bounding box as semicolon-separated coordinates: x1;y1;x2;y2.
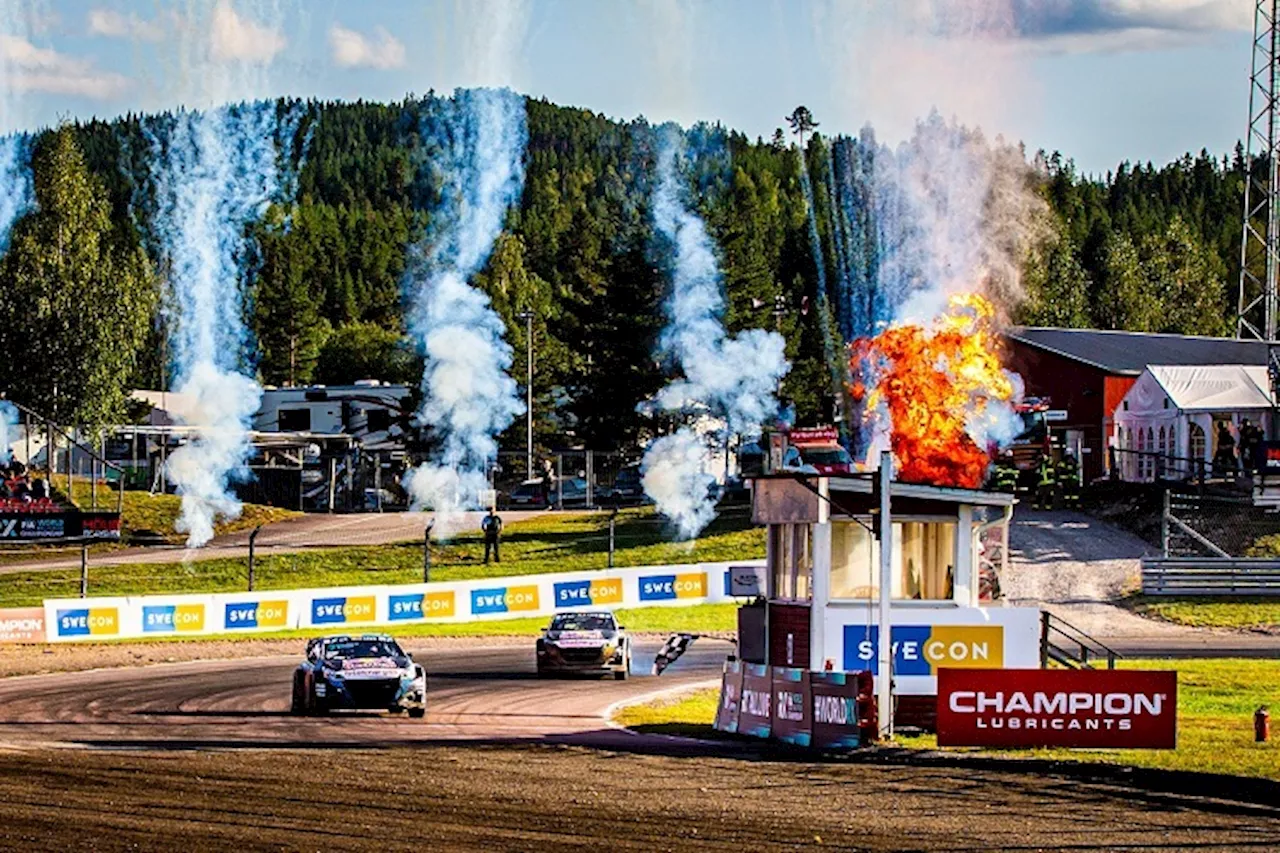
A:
1005;327;1270;375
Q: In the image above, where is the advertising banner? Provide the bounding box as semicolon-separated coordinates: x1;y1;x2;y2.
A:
0;607;46;643
0;511;121;542
810;670;868;749
770;667;812;746
936;668;1178;749
714;660;743;734
738;663;773;738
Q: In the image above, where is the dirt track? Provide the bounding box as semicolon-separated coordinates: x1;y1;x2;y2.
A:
4;744;1279;851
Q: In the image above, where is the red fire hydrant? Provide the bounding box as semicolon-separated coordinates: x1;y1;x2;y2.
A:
1255;706;1270;743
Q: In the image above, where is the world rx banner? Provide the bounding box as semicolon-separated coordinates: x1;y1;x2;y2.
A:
843;625;1003;674
936;668;1178;749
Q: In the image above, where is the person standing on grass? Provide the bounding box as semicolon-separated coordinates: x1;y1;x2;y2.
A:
482;508;503;564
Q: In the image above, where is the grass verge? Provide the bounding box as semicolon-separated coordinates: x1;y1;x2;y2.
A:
0;507;762;606
1126;595;1280;632
611;659;1280;782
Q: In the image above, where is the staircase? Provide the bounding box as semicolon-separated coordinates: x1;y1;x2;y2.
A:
1039;611;1120;670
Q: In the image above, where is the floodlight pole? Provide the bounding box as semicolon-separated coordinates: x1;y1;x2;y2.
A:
877;450;894;740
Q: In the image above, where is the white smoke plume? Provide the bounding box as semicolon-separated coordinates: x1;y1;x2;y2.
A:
0;400;17;465
876;114;1050;324
0;1;35;249
402;88;527;534
145;1;298;547
642;127;789;538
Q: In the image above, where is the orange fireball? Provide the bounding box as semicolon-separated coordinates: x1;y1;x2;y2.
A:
851;294;1017;489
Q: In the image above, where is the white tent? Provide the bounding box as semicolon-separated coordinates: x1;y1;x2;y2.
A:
1112;365;1274;482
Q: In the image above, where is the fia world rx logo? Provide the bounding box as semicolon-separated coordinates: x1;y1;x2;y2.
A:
553;578;622;609
638;572;707;602
470;585;539;615
56;607;119;637
224;600;289;630
312;596;376;625
389;591;456;621
143;604;205;633
843;625;1004;675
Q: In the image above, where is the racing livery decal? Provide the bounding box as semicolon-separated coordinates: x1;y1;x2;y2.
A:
56;607;119;637
842;625;1004;675
224;600;290;630
388;591;456;621
311;596;376;625
638;572;707;602
553;578;623;608
142;604;206;633
470;585;540;615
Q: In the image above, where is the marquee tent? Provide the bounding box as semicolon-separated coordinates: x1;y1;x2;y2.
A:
1112;365;1274;482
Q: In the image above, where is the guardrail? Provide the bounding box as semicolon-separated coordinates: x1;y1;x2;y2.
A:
39;559;765;642
1141;557;1280;596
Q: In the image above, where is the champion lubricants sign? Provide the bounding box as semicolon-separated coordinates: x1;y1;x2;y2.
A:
936;669;1178;749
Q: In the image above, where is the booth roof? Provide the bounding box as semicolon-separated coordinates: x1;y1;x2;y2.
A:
1007;327;1269;375
1148;364;1274;412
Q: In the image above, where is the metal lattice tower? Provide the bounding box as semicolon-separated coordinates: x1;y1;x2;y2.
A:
1239;0;1280;341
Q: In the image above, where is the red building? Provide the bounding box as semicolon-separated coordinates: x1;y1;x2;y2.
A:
1002;328;1269;482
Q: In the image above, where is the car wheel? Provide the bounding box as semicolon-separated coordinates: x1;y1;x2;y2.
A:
290;672;304;714
408;707;426;719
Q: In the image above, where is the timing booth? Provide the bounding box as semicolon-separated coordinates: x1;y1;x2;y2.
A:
740;464;1041;732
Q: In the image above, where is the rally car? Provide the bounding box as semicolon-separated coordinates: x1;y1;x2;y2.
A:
290;634;427;717
535;611;631;679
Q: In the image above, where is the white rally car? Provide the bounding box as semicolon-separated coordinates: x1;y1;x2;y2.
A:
535;611;631;680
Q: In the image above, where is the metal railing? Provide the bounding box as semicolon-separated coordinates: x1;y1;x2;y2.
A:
1039;611;1120;670
1142;557;1280;596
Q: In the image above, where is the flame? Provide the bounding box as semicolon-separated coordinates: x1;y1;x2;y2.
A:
851;293;1020;489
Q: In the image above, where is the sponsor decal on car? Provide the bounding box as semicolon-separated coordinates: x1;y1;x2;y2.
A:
311;596;376;625
388;591;456;621
553;578;623;608
142;603;206;633
338;657;404;679
842;625;1004;675
470;585;540;615
551;629;610;648
56;607;119;637
638;572;707;602
224;600;290;630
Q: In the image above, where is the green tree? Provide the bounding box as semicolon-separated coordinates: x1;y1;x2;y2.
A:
253;211;331;386
1093;232;1157;331
1142;216;1229;336
314;321;419;386
0;126;155;429
786;106;819;149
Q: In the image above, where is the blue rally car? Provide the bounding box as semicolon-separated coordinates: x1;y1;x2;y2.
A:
290;634;427;718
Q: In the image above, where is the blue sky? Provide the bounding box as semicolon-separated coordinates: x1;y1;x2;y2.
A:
0;0;1256;176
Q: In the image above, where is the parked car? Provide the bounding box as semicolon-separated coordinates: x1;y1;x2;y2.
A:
535;611;631;679
290;634;426;717
503;477;593;509
607;464;648;506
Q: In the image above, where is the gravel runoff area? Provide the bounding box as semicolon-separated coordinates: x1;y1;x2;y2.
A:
1004;509;1234;638
2;745;1278;851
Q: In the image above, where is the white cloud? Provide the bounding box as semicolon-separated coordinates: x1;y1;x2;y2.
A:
329;23;406;70
0;34;129;100
87;8;166;42
210;0;286;63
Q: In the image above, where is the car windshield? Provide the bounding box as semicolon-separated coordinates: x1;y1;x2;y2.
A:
1016;411;1047;443
550;614;615;632
801;448;851;465
324;639;403;660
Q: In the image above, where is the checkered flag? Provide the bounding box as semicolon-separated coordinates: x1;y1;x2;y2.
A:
652;633;698;676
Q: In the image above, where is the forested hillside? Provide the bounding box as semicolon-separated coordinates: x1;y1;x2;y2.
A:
0;94;1253;452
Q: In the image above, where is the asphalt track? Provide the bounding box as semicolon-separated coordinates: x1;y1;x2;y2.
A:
0;638;730;751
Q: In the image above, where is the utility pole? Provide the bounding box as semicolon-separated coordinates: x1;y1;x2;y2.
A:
518;310;535;480
1238;0;1280;341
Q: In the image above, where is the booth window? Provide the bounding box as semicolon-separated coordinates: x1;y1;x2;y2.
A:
829;520;956;601
770;523;812;601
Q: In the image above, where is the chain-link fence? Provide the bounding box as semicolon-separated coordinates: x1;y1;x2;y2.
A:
1162;491;1280;557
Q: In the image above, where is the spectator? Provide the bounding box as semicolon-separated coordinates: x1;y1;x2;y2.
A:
1213;423;1238;476
481;509;503;564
